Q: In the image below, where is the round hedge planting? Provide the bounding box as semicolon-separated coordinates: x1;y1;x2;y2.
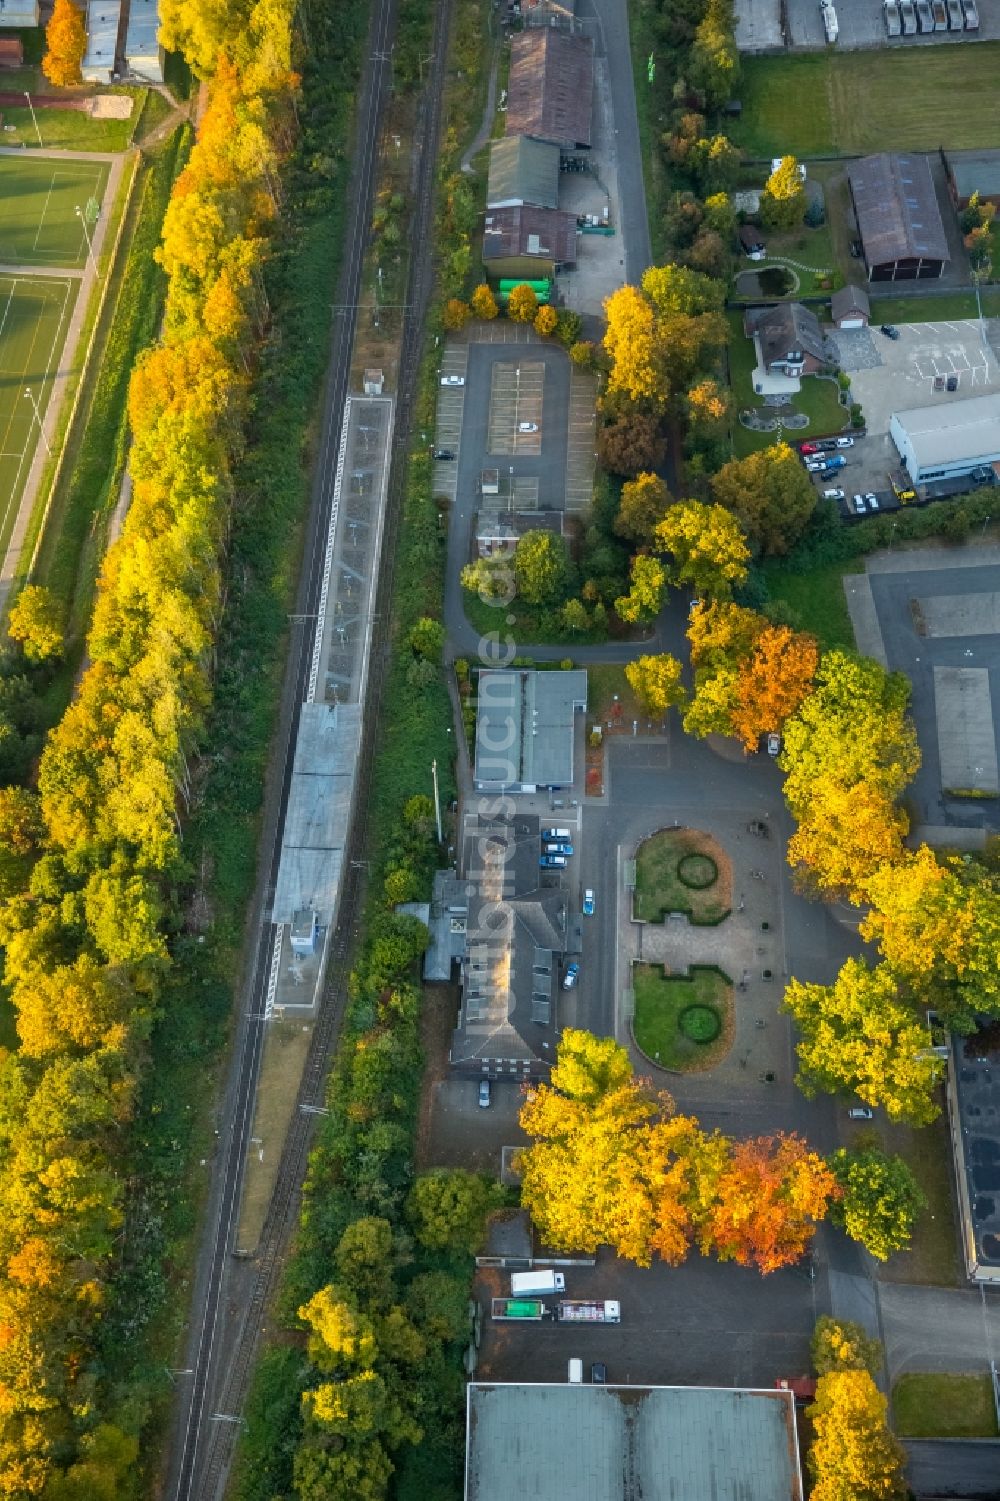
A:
676;852;718;890
679;1004;721;1044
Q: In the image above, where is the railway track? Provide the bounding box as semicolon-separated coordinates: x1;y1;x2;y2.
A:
166;0;455;1494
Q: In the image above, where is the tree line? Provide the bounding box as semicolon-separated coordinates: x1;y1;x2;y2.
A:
0;2;302;1492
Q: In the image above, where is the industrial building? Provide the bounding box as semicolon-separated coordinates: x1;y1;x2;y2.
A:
0;2;39;25
465;1383;803;1501
848;153;949;282
446;815;569;1078
506;28;594;150
125;0;165;81
474;667;587;792
487;135;561;210
82;0;120;82
482;205;578;279
889;393;1000;484
944;148;1000;210
946;1029;1000;1283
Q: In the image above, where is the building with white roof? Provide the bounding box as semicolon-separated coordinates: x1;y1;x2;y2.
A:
125;0;163;82
82;0;120;82
889;393;1000;484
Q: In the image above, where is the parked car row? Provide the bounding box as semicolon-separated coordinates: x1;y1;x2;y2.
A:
800;437;853;455
540;825;574;869
885;0;977;33
850;492;880;514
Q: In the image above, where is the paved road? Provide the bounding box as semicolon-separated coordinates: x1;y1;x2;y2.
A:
905;1440;1000;1499
163;0;400;1495
879;1283;1000;1378
580;0;652;284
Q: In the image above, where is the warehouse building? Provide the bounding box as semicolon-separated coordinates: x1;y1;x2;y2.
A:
944;148;1000;211
465;1383;802;1501
474;667;587;792
487;135;561;210
506;28;594;150
889;394;1000;484
848;153;949;282
482;205;578;279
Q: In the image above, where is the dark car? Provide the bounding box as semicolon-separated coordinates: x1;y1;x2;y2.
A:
591;1362;607;1384
433;449;455;460
879;324;900;340
946;374;958;391
850;239;863;258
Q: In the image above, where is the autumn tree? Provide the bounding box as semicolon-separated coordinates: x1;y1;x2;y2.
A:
8;585;65;664
534;304;558;337
828;1147;925;1261
614;472;672;544
507;283;539;323
808;1370;907;1501
442;298;470;330
470;282;499;320
42;0;86;86
784;958;945;1125
729;624;819;749
761;156;807;230
597;403;667;477
711;443;817;556
513;530;570;605
689;0;740;106
615;554;668;625
625;655;687;718
604;284;664;405
641;262;728;391
685;378;732;453
811;1317;883;1378
654;500;750;598
703;192;736;238
699;1133;838;1273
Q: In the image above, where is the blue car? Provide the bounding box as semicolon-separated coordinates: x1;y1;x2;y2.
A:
562;962;580;990
582;888;595;916
540;854;567;869
543;842;574;857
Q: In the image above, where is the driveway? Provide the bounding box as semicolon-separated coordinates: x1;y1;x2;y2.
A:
579;0;651;285
878;1283;1000;1377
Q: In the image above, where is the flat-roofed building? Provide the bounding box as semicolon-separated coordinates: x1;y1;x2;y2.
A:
482;205;578;280
125;0;164;81
506;28;594;150
0;2;39;26
82;0;121;82
946;1027;1000;1282
944;148;1000;210
848;153;949;282
474;667;587;792
465;1383;803;1501
487;135;561;210
889;394;1000;484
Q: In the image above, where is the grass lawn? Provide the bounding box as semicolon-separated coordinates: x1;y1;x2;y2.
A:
0;87;147;152
868;289;1000;324
0;155;111;269
736;224;837;300
634;828;731;925
0;275;78;549
588;664;643;727
893;1373;999;1438
632;963;734;1071
730;46;1000;157
876;1114;961;1286
763;560;862;652
727;310;847;459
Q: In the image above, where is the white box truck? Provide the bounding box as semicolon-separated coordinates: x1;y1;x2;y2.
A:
510;1270;566;1296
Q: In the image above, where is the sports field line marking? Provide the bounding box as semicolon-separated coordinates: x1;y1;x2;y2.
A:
0;280;15;348
0;277;75;552
32;173;59;254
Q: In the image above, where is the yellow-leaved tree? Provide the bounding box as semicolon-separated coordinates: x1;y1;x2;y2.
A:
808;1370;907;1501
42;0;86;86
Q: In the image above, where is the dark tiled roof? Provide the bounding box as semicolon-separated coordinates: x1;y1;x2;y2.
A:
747;302;826;370
848;153;949;267
483;205;578;265
830;283;871;321
506;28;594;148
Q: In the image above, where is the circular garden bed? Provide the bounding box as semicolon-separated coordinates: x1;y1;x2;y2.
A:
633;828;731;925
632;964;734;1073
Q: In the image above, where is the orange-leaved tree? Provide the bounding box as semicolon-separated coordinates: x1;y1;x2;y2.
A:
729;624;819;750
42;0;86;87
699;1133;839;1273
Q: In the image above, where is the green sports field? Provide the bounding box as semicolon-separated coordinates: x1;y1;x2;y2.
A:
0;155;110;269
0;275;78;545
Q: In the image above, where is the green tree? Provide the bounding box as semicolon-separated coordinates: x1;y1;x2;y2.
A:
625;654;687;717
405;1270;471;1342
811;1317;883;1378
828;1147;925;1261
710;443;817;556
761;156;807;229
615;555;668;624
654;500;750;597
406;1170;501;1255
689;0;740;106
784;958;945;1125
406;617;445;661
513;530;570;606
334;1217;397;1306
614;472;672;544
7;585;65;664
561;598;590;632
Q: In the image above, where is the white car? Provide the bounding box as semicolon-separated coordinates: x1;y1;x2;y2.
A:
852;493;867;513
822;487;845;501
805;459;828;473
440;374;465;387
517;421;539;433
835;436;855;449
767;733;781;757
865;492;880;510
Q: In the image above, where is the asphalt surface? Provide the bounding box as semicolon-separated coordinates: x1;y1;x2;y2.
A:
162;1;402;1496
905;1440;1000;1500
580;0;652;285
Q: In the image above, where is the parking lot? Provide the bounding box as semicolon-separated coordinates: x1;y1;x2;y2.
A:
487;361;544;455
738;0;1000;50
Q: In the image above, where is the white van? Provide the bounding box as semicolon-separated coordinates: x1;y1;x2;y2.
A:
568;1359;583;1385
510;1270;566;1296
543;827;572;841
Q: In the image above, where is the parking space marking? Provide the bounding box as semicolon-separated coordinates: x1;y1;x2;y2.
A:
433;346;468;501
487;360;544;455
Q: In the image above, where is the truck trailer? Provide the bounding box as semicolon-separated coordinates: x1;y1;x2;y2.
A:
510;1270;566;1296
492;1298;548;1321
557;1300;621;1324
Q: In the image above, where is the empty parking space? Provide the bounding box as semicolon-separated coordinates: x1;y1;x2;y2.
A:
487;361;544;456
566;361;598;512
433;345;468;500
909;324;992;389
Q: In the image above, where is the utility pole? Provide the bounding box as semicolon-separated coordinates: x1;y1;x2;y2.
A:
431;758;443;845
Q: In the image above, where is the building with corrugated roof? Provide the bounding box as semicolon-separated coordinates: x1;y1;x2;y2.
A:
847;153;949;282
889;393;1000;484
506;28;594;150
482;205;578;279
465;1383;803;1501
487;135;561;210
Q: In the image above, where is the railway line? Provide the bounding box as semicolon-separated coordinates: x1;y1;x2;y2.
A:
163;0;454;1494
